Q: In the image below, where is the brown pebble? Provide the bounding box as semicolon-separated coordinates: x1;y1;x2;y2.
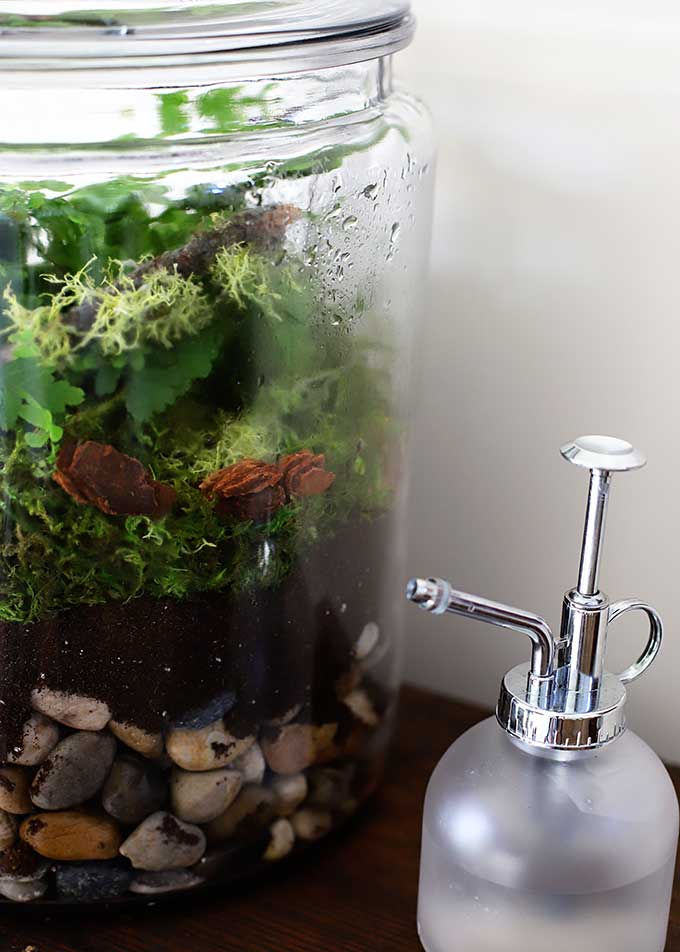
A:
20;810;122;861
261;723;338;775
0;767;33;814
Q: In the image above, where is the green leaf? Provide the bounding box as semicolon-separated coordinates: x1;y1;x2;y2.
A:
125;325;225;423
24;429;50;448
0;350;85;445
95;364;122;397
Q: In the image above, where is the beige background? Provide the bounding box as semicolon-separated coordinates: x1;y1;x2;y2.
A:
398;0;680;761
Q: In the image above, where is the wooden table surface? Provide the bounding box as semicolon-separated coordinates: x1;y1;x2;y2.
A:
1;684;678;952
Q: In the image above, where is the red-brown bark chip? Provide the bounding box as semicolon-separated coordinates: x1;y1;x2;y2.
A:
53;441;176;519
278;451;335;498
199;459;285;523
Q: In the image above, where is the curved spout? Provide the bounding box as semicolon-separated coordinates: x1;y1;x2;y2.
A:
406;577;555;679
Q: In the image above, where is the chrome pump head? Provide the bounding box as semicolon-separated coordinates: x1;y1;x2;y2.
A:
407;436;663;751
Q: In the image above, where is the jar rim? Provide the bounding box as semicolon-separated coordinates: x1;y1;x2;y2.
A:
0;0;413;77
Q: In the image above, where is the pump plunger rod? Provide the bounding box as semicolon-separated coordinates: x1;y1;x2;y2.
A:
577;470;611;596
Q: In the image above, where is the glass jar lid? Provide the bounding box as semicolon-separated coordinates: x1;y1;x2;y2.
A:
0;1;414;78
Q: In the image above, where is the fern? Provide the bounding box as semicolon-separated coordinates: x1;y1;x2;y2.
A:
0;331;84;447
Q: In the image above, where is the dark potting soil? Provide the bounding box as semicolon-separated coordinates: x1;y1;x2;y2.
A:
0;519;390;759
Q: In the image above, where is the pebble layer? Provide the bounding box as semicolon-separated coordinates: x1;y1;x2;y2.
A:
0;524;391;902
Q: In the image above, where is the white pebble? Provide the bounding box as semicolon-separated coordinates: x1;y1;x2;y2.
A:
120;812;206;871
171;767;242;824
354;622;380;661
343;688;380;727
232;742;265;785
30;688;110;731
271;773;308;817
7;713;59;767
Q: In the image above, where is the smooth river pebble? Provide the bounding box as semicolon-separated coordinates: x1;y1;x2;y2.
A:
102;755;166;826
30;687;111;731
120;811;206;871
171;767;242;824
20;810;122;861
7;713;60;767
206;785;276;842
31;732;116;810
261;722;338;775
55;861;134;901
166;719;255;772
109;720;163;759
129;869;204;895
0;767;33;814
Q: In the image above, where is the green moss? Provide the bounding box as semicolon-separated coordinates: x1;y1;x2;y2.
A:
0;179;395;624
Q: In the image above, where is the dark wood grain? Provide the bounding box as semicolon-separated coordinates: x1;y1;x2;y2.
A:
0;685;677;952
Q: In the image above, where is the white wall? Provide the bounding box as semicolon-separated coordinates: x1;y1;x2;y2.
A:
399;0;680;761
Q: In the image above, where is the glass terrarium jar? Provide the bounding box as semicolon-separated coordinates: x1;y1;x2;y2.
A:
0;1;433;904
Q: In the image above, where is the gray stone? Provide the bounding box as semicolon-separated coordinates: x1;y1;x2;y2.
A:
31;731;116;810
7;713;59;767
0;877;48;902
170;690;236;730
263;818;295;862
206;785;277;841
170;767;241;824
166;719;255;772
129;869;204;895
55;861;133;901
30;687;110;731
102;755;167;826
120;811;206;871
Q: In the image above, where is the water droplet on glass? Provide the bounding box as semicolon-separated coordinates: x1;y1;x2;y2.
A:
390;222;401;244
342;215;358;231
362;184;378;200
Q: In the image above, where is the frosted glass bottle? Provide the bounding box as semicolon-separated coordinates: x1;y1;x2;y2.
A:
408;436;679;952
418;717;678;952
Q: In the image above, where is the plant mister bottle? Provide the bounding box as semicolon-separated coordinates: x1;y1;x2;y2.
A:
408;436;679;952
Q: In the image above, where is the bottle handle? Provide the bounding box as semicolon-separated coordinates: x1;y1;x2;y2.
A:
608;599;663;684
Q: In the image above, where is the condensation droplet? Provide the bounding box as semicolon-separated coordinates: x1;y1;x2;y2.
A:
390;222;401;244
362;183;378;200
342;215;358;231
